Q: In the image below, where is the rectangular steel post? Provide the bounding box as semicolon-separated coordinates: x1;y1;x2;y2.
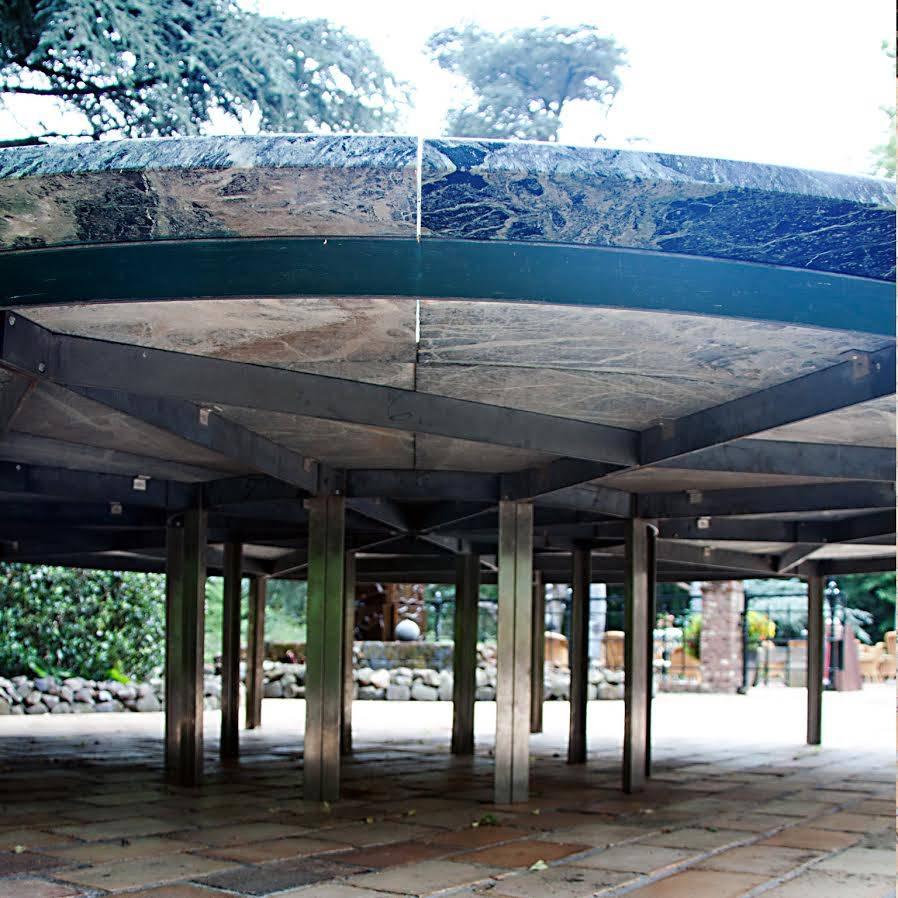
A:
220;541;242;759
645;527;657;778
623;518;650;793
568;547;590;764
452;553;480;755
304;495;346;802
245;576;266;730
341;552;356;755
530;570;545;734
164;506;207;787
495;500;533;804
807;574;824;745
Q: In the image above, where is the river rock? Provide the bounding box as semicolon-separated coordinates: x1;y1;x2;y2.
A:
25;690;43;706
475;685;495;701
438;670;453;701
411;683;438;701
73;688;94;704
386;684;411;701
0;698;9;715
356;667;374;686
263;681;284;699
50;701;72;714
25;702;47;714
135;692;161;712
42;694;60;709
369;669;391;690
358;686;384;700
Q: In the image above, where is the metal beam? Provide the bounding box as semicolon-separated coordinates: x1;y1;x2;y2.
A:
245;576;266;730
220;541;242;760
535;483;633;518
2;236;892;335
530;571;545;734
623;519;652;794
0;371;33;432
72;387;324;493
341;552;356;755
654;439;895;483
568;548;589;764
494;501;533;804
304;495;346;802
806;575;824;745
164;505;207;787
776;544;822;574
639;482;896;518
1;315;637;466
451;553;480;755
641;346;896;465
502;458;621;500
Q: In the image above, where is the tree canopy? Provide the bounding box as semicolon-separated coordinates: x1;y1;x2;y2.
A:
0;0;404;141
427;23;625;142
871;41;895;178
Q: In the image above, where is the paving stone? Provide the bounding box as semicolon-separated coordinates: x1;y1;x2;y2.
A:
426;825;532;849
347;859;499;896
0;850;64;876
110;887;234;898
334;839;452;868
617;869;768;897
485;865;632;898
814;846;896;877
811;813;893;834
0;880;81;898
275;886;403;898
456;838;588;869
762;826;862;851
637;827;753;851
197;856;365;895
50;816;184;841
572;843;696;874
697;843;821;875
47;836;199;865
757;870;896;897
54;853;238;891
199;835;352;863
173;820;310;847
537;821;646;846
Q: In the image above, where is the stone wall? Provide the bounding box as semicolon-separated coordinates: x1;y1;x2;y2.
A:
700;580;745;693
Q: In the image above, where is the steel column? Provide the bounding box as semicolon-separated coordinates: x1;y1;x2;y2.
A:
164;506;207;787
807;574;825;745
304;495;346;802
452;553;480;755
568;548;590;763
342;552;356;755
220;541;242;759
644;527;657;778
623;519;651;793
530;571;545;734
245;576;266;730
495;500;533;804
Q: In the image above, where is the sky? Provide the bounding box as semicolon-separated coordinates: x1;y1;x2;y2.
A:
1;0;893;176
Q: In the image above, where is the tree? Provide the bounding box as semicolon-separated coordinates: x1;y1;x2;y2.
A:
871;40;895;178
0;0;404;142
426;23;625;142
833;573;895;644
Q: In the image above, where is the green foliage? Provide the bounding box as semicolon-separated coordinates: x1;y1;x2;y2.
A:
871;40;896;178
0;563;165;679
683;614;702;659
746;610;776;647
427;23;625;141
833;573;895;644
0;0;404;140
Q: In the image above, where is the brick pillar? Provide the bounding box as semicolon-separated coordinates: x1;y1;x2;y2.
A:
699;581;744;693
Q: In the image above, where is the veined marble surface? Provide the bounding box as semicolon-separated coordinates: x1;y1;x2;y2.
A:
0;135;418;249
0;134;892;283
416;300;892;430
421;139;896;280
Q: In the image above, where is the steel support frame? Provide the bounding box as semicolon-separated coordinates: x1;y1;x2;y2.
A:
452;553;480;755
164;506;207;787
568;548;590;764
623;519;654;793
245;576;266;730
220;541;242;759
342;552;356;754
807;574;825;745
495;500;534;804
304;495;346;802
530;571;545;734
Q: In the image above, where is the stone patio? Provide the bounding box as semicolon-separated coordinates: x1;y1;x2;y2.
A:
0;687;893;897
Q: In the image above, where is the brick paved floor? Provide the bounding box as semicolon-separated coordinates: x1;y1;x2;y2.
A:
0;686;893;897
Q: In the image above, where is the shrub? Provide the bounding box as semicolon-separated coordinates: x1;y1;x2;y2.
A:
0;564;165;680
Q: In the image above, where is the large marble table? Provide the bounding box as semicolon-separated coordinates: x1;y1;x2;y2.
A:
0;135;893;797
0;134;891;581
